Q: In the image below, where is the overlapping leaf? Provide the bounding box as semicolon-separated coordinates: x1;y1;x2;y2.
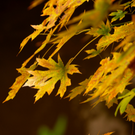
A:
41;0;88;30
3;62;37;103
96;22;135;50
83;44;135;105
23;55;81;102
49;0;112;58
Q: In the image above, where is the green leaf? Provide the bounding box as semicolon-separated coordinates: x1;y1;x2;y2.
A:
109;10;127;22
85;49;102;59
86;20;111;37
115;88;135;116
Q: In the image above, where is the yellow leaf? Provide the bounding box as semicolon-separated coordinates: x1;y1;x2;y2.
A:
23;55;81;102
84;44;135;104
28;0;45;10
18;24;45;55
97;22;135;50
67;77;91;100
3;62;37;103
22;25;58;67
84;57;110;94
41;0;88;30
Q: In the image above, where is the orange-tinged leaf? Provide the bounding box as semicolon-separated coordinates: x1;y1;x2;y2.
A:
23;55;80;102
103;131;114;135
84;57;110;94
41;0;88;30
131;0;135;7
3;62;37;103
28;0;45;10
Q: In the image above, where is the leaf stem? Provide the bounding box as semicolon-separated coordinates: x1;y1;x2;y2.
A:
69;36;99;64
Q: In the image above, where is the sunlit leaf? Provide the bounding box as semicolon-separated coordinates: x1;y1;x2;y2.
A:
23;55;81;102
84;44;135;105
18;24;46;55
3;62;37;103
67;77;91;100
96;22;135;50
41;0;88;30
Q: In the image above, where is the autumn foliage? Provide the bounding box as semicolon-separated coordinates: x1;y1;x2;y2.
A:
4;0;135;127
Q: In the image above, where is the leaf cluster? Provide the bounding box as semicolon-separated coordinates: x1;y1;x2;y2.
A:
4;0;135;124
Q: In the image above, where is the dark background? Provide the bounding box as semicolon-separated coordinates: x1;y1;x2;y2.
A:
0;0;133;135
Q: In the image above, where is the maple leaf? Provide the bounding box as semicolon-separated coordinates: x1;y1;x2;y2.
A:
96;22;135;50
109;10;127;22
125;104;135;122
3;62;37;103
84;48;102;59
83;44;135;105
86;20;111;37
41;0;88;30
67;77;91;100
21;25;58;67
23;55;81;102
18;23;46;55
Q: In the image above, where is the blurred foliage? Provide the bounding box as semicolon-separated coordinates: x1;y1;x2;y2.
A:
37;115;67;135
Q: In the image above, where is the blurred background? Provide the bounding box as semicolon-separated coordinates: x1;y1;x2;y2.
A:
0;0;133;135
